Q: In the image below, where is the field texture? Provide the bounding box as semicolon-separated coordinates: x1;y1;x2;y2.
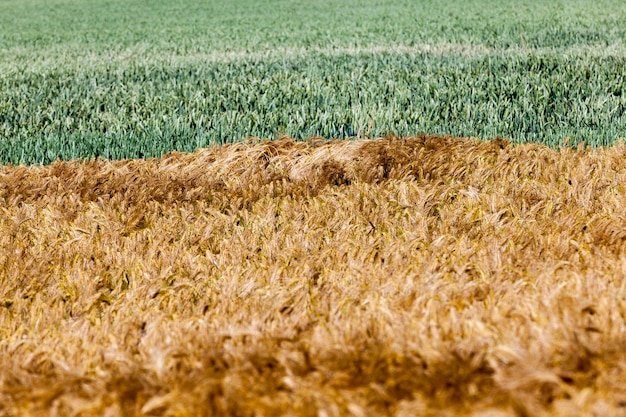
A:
2;136;626;416
2;0;626;164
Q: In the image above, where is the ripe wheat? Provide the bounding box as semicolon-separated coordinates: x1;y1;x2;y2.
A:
1;135;626;416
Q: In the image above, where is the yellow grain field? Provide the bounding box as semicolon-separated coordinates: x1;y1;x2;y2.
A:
1;136;626;416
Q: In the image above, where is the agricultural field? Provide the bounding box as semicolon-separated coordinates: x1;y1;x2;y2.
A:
1;0;626;164
3;136;626;416
2;0;626;416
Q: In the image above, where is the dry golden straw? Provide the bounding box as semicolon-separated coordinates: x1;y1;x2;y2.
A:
1;135;626;416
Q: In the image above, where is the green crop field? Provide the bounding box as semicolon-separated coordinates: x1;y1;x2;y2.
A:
1;0;626;164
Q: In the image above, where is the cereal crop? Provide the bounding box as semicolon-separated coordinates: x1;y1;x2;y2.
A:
2;0;626;164
2;136;626;416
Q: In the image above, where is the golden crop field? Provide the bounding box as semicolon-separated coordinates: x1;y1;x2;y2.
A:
1;135;626;416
